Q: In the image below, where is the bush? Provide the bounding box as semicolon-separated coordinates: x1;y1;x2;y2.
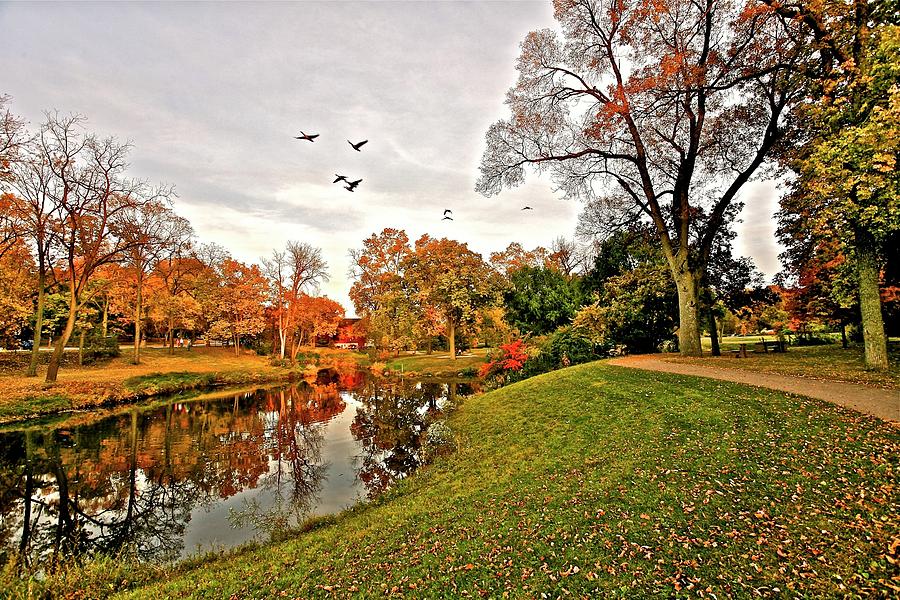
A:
253;340;273;356
82;335;120;364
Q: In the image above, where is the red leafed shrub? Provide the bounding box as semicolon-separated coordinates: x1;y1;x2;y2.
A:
479;339;529;381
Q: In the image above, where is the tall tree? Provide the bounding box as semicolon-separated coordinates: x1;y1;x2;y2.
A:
477;0;802;355
404;235;498;361
42;114;149;382
774;12;899;369
116;196;185;364
6;127;62;376
210;258;268;355
263;242;328;362
348;228;416;353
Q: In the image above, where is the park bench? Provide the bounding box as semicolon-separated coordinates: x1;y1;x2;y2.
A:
754;339;786;353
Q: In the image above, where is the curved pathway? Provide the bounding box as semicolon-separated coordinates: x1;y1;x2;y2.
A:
609;354;900;423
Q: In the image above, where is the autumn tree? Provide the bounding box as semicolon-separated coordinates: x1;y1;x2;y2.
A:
403;235;498;360
348;228;416;353
210;258;268;355
153;242;219;352
773;10;899;369
40;114;157;382
6;126;62;376
478;0;804;355
293;294;345;355
0;238;35;347
489;242;549;276
116;196;187;363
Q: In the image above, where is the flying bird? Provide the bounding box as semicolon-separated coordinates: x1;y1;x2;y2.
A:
333;174;348;184
443;209;453;216
346;178;362;190
344;185;355;192
442;215;453;221
522;206;533;210
294;131;319;142
348;139;368;152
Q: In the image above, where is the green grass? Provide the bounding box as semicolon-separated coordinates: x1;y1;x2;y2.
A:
123;371;220;394
384;348;488;377
0;394;71;420
41;361;894;599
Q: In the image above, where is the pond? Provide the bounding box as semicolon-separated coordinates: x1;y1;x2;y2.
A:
0;371;478;568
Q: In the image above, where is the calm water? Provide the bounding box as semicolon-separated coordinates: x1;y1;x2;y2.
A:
0;371;477;568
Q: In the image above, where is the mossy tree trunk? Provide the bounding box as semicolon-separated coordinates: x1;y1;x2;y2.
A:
856;233;888;371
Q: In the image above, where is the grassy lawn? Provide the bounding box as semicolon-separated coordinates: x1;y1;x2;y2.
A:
0;346;368;422
683;342;900;389
383;348;489;377
33;361;893;599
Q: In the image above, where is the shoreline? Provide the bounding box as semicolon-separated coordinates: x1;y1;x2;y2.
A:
0;347;483;425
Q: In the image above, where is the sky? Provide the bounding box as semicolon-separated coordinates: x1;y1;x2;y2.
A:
1;0;783;314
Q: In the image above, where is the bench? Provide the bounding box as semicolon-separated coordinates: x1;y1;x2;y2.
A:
754;340;786;353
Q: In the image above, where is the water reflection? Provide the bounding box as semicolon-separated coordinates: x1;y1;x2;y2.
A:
0;374;475;569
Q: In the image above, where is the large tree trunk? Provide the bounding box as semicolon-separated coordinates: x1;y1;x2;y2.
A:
448;317;456;361
45;294;78;383
708;306;721;357
26;272;46;377
856;236;888;370
673;269;702;356
168;315;175;355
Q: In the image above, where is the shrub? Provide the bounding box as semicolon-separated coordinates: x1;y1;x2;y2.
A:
82;335;120;364
478;339;530;385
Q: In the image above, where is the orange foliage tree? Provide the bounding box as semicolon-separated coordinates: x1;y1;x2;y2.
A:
404;235;499;360
209;258;269;355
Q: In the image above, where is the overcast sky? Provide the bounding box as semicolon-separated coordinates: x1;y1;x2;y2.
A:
1;0;782;314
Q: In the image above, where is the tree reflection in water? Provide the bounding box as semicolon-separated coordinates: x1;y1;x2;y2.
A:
0;372;477;571
351;379;478;498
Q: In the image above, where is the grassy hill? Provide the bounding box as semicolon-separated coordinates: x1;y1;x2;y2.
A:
20;361;897;598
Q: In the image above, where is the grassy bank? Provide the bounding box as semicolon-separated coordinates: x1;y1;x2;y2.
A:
382;348;488;377
18;361;893;598
681;343;900;389
0;346;368;423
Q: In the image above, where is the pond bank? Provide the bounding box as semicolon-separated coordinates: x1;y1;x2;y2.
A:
0;348;487;425
0;347;368;424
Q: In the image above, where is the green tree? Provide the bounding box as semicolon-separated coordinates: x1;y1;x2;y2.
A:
503;266;582;335
778;20;900;369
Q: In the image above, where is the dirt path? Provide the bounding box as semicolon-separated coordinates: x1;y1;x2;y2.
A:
609;354;900;423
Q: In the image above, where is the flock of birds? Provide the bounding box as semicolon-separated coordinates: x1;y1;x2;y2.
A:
294;130;535;220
